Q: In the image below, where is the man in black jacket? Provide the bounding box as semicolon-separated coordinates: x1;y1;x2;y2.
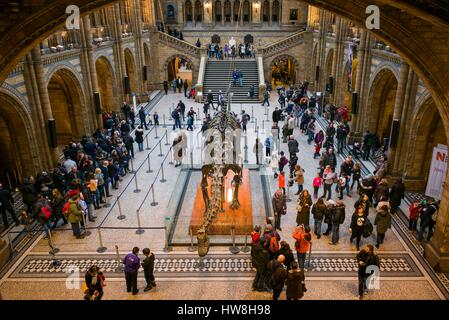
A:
163;80;168;95
0;183;19;227
142;248;156;292
138;107;148;130
268;255;287;300
183;79;189;97
272;107;283;125
251;242;270;292
356;244;380;299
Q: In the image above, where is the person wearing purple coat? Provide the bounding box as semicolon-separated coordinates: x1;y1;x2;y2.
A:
123;247;140;295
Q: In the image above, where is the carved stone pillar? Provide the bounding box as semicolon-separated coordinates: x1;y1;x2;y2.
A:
30;47;60;165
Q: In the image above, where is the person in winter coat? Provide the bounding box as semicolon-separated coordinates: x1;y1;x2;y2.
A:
359;175;376;202
354;193;370;217
50;188;67;229
417;199;438;242
296;190;312;227
389;178;405;214
272;189;286;231
322;166;336;201
374;200;392;248
311;197;327;238
286;261;306;300
251;242;270;291
350;206;369;250
351;162;362;191
278;241;295;271
294;165;305;195
356;244;380;299
135;126;144;152
84;265;105;300
408;200;420;231
292;225;312;269
142;248;156;292
67;194;85;239
268;255;287;300
321;148;337;170
20;176;37;213
329;200;346;245
374;179;389;206
323;199;335;236
312;173;323;199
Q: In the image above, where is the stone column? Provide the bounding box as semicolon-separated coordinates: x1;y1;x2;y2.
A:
386;62;409;174
193;1;196;27
424;170;449;272
80;15;102;129
230;0;234;26
23;53;52;170
268;0;272;27
394;69;418;175
30;47;60;165
221;2;225;26
111;3;128;105
132;0;145;94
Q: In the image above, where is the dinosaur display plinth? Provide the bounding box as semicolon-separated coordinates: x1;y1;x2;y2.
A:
190;168;253;235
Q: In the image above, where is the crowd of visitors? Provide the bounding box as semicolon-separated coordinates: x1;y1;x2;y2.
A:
207;41;255;59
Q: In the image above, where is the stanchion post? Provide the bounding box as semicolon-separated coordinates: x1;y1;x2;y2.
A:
158;141;163;157
145;134;151;150
286;184;292;202
229;226;240;254
154;124;159;139
133;173;141;193
163;114;166;128
117;196;126;220
262;120;265;130
81;213;91;236
164;129;170;146
188;226;197;252
48;229;60;254
266;110;269;121
150;184;158;206
160;163;167;183
168;107;172;120
115;245;124;272
96;228;107;253
169;148;174;165
190;150;194;168
240;233;250;253
129;158;135;173
146;154;153;173
136;209;145;234
254;118;258;133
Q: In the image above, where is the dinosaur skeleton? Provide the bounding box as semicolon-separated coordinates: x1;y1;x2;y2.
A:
197;99;243;257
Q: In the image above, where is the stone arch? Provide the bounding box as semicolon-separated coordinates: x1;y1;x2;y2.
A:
405;94;448;190
95;55;117;112
0;87;39;186
324;48;334;81
215;1;222;22
46;67;87;146
164;54;196;84
124;48;137;94
368;62;400;91
269;54;300;85
272;0;280;23
365;67;398;140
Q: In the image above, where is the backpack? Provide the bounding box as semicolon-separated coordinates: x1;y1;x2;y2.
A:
363;219;374;238
269;236;280;253
39;205;52;221
62;202;71;217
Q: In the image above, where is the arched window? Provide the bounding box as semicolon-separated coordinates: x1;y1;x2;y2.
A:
195;0;203;22
167;5;176;22
262;0;269;22
215;1;222;22
233;0;240;22
272;0;279;23
185;0;193;22
224;0;231;22
243;0;250;22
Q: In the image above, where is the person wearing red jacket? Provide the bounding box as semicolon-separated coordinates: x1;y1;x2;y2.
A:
292;225;312;269
409;200;420;231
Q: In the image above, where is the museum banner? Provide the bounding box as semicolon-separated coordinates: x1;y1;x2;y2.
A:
425;144;448;200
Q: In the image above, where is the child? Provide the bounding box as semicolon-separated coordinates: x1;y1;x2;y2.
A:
312;173;323;199
251;226;261;245
278;151;289;173
278;171;286;195
314;143;321;159
408;200;420;231
141;248;156;292
337;174;347;200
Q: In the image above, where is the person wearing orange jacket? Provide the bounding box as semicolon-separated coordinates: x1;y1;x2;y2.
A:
293;224;312;269
278;171;286;195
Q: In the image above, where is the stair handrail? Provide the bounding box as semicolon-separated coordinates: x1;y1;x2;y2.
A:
156;31;201;57
260;30;307;57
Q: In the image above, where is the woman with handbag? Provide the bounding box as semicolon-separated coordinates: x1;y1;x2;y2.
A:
374;198;392;248
84;265;106;300
350;206;370;250
296;190;312;227
294;165;305;195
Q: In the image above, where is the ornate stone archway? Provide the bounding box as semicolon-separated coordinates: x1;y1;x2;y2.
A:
95;55;118;113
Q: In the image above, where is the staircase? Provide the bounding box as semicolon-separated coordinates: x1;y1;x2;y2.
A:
202;59;260;103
